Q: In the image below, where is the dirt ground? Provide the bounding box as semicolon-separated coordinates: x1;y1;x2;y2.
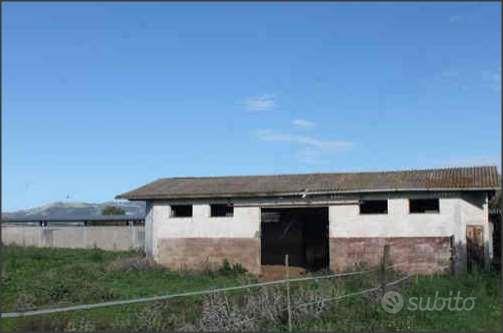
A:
259;265;307;281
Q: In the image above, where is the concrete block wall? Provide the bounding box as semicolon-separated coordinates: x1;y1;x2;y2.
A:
148;202;261;274
329;237;452;274
328;192;490;273
1;225;145;251
146;191;490;275
329;197;459;239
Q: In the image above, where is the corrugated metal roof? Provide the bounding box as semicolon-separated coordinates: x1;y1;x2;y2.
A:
117;166;500;200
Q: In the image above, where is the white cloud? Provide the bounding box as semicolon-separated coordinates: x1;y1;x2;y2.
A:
255;129;353;164
243;94;276;111
255;129;353;152
449;15;463;23
482;67;501;92
440;69;460;79
295;148;325;165
292;119;316;129
438;69;470;92
438;67;501;93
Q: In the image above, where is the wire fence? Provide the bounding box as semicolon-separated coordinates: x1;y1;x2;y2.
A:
216;261;449;332
0;268;371;319
0;257;443;320
214;271;417;330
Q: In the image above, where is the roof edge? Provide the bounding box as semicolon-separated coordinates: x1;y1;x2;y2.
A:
153;164;499;181
116;186;499;201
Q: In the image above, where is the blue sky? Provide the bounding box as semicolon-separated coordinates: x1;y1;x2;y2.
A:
2;2;501;211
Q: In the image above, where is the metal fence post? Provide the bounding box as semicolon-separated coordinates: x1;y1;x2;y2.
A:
285;254;292;332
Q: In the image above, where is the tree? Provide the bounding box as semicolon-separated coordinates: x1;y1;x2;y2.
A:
101;205;126;216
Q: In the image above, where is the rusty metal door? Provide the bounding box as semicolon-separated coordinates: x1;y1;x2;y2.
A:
466;225;484;272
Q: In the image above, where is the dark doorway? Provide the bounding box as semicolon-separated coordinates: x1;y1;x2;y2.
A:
466;225;485;272
261;207;329;271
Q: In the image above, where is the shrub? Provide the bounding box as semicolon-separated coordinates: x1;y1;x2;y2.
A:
76;282;118;303
197;292;260;331
12;315;67;332
194;283;329;331
1;266;11;286
89;248;105;262
13;293;37;311
106;256;162;273
45;280;73;302
31;266;117;304
217;259;247;276
64;317;96;332
101;205;126;216
130;301;182;332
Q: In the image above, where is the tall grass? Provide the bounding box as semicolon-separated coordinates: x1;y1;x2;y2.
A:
1;246;501;332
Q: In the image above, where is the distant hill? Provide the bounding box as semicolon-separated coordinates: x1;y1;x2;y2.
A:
2;201;146;220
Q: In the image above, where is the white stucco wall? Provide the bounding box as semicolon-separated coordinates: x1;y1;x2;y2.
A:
2;225;145;251
329;197;455;238
328;192;491;268
148;202;260;259
145;191;492;267
328;193;487;242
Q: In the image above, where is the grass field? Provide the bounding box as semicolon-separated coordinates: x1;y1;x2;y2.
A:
1;246;501;332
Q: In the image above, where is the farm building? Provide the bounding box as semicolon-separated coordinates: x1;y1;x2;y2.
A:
117;165;500;275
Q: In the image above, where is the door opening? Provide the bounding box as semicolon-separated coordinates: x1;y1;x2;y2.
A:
466;225;484;272
260;207;329;272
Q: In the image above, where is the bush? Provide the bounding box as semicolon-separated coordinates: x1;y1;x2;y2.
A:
13;293;37;311
110;301;185;332
101;205;126;215
106;256;163;273
217;259;247;276
195;281;342;332
2;246;500;332
77;282;118;303
30;265;118;304
64;317;96;332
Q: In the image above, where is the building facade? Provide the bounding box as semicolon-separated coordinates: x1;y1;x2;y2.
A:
118;166;499;275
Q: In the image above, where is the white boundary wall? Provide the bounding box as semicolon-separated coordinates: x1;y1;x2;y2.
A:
1;225;145;251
